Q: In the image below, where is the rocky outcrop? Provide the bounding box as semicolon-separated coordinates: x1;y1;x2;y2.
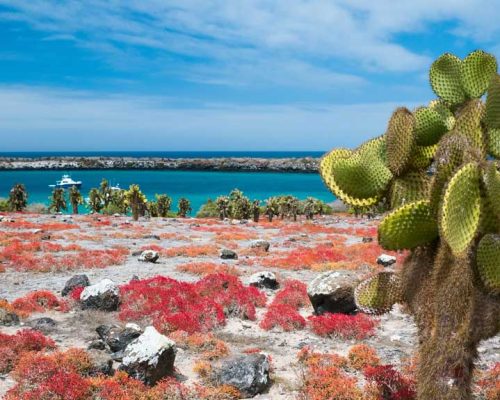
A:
27;317;57;333
80;279;120;311
0;156;320;173
248;271;279;290
120;326;176;385
307;270;358;315
220;249;238;260
377;254;397;267
96;324;142;353
62;274;90;296
138;250;159;263
212;354;271;397
250;240;270;252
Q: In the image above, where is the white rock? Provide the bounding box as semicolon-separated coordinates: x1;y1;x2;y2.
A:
126;323;142;332
377;254;397;266
122;326;176;368
80;278;118;301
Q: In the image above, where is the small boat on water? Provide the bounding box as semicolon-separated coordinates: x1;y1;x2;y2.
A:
49;174;82;189
110;183;121;191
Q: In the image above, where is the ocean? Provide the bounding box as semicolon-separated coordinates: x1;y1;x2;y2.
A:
0;169;334;215
0;151;325;159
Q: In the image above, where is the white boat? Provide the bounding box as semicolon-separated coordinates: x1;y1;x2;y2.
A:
110;183;121;191
49;174;82;189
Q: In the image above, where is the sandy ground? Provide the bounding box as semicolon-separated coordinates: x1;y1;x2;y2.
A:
0;214;498;399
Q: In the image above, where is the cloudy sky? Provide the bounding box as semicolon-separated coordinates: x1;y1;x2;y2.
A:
1;1;499;151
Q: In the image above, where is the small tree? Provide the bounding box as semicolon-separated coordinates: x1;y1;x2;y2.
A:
264;197;280;222
156;194;172;218
99;179;113;208
124;184;147;221
177;198;192;218
252;200;260;222
109;189;128;214
147;201;159;217
68;186;84;214
302;197;320;220
215;196;230;220
48;188;67;213
8;184;28;212
88;188;103;214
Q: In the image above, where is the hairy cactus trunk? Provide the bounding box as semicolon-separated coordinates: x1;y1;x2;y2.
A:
402;245;500;400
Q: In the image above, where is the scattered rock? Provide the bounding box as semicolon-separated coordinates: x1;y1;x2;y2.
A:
377;254;397;267
248;271;279;290
0;308;19;326
88;340;106;350
138;250;160;263
61;274;90;296
88;350;114;376
120;326;176;385
40;234;51;241
80;279;120;311
27;317;57;333
213;354;271;397
131;250;142;257
307;270;358;315
220;249;238;260
362;237;373;243
142;234;161;240
96;324;142;352
250;240;270;252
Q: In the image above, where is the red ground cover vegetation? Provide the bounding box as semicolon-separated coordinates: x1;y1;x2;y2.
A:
0;329;56;374
169;331;229;360
0;239;129;272
363;364;416;399
119;273;266;334
347;344;380;371
308;313;378;339
260;280;309;331
476;363;500;400
11;290;69;317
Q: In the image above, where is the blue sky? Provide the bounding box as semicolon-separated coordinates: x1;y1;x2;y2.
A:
1;1;499;151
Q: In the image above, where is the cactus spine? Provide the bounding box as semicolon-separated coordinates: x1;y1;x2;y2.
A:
320;50;499;399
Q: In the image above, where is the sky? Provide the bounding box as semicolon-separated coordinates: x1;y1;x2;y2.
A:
1;1;500;152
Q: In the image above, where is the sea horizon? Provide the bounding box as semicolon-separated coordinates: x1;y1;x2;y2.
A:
0;151;326;159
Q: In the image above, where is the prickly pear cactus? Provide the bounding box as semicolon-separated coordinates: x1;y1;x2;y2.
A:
320;50;500;400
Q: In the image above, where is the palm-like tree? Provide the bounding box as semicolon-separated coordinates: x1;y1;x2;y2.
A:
68;186;84;214
125;184;147;221
48;188;67;213
8;184;28;212
110;189;128;214
88;188;103;214
155;194;172;217
177;198;192;218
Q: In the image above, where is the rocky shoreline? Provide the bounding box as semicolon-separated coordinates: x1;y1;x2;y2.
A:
0;156;320;173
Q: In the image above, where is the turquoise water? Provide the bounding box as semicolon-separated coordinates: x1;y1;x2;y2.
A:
0;151;324;158
0;170;334;214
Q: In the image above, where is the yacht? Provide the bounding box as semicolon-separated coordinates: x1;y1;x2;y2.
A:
110;183;121;191
49;174;82;189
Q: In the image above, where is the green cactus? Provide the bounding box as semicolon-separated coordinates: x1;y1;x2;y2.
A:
8;183;28;212
124;184;147;221
320;50;500;399
354;272;402;315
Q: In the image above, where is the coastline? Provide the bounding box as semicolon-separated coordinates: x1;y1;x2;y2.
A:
0;156;321;173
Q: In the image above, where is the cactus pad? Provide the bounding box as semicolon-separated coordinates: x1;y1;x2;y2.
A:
414;107;448;146
476;234;500;294
430;53;466;105
332;152;392;200
488;128;500;158
386;107;416;176
378;200;438;250
440;163;482;255
484;163;500;220
485;74;500;129
454;99;485;151
429;100;455;130
320;148;382;207
389;172;431;209
409;144;438;170
461;50;497;98
354;272;403;315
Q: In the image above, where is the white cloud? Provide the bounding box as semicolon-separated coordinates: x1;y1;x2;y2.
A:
0;85;418;151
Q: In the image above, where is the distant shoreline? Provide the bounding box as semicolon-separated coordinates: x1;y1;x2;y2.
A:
0;156;321;173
